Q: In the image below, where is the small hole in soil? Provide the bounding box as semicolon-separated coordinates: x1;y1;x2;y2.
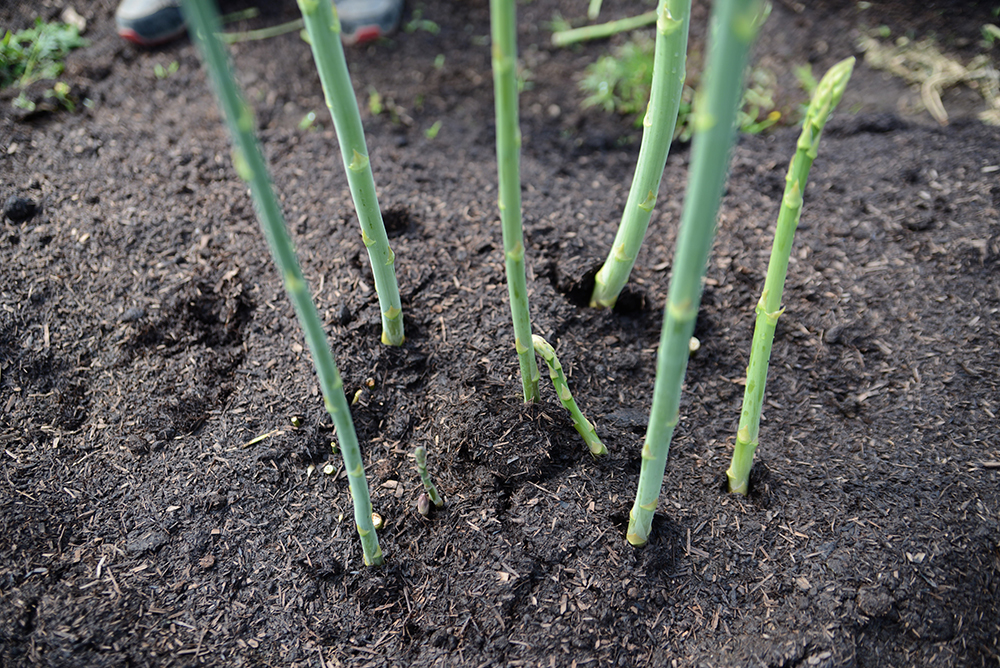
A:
717;462;772;506
381;206;416;238
557;263;648;313
560;263;600;308
612;284;646;314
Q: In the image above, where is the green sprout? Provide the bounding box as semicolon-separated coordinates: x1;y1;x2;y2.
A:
627;0;764;548
424;120;442;139
794;63;819;96
727;57;855;496
298;110;317;131
44;81;74;111
414;446;443;508
490;0;540;403
298;0;405;346
154;61;179;79
404;9;441;35
532;335;607;457
181;0;383;566
590;0;691;309
368;86;383;116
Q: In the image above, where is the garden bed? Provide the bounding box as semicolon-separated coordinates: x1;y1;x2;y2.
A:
1;0;998;666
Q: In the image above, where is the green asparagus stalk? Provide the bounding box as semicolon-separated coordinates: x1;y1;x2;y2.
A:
627;0;763;547
551;11;657;48
727;57;854;496
181;0;383;566
298;0;404;346
414;446;443;507
590;0;691;308
490;0;540;403
532;335;608;457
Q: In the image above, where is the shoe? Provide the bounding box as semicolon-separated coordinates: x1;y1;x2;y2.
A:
115;0;404;47
337;0;405;45
115;0;185;47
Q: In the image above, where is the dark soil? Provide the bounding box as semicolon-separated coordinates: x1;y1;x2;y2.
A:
2;1;999;666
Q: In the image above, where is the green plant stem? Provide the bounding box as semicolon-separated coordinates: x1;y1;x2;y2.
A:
627;0;763;548
298;0;404;346
181;0;383;566
490;0;540;403
727;56;854;496
414;446;443;507
551;11;657;47
590;0;691;309
532;335;607;456
219;18;304;44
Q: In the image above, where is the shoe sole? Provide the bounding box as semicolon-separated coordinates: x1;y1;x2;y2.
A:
118;25;187;47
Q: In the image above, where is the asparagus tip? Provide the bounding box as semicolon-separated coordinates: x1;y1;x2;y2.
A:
417;493;431;516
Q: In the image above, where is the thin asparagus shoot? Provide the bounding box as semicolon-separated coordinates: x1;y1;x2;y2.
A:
627;0;763;548
414;446;444;507
590;0;691;308
490;0;540;403
181;0;383;566
532;335;607;457
298;0;404;346
727;57;855;496
551;11;657;48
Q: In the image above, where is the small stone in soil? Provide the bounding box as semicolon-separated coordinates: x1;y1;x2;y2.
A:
4;196;39;223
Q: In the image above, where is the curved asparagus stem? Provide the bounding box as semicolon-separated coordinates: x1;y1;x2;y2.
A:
298;0;404;346
532;335;607;457
590;0;691;308
491;0;541;403
182;0;383;566
727;57;854;495
627;0;763;548
414;446;443;507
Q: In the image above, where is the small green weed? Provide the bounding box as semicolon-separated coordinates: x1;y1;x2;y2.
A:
1;19;88;90
404;9;440;36
424;120;442;139
154;61;179;79
580;34;785;135
368;86;383;115
580;32;655;117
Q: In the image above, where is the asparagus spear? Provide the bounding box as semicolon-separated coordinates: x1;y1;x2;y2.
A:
727;57;855;495
532;335;607;457
590;0;691;308
414;446;444;507
490;0;541;403
181;0;383;566
627;0;763;548
298;0;404;346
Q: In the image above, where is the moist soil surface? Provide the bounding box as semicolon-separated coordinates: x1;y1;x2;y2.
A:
1;1;999;666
